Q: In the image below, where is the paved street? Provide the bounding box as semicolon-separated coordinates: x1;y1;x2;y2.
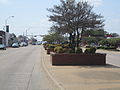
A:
0;45;53;90
97;50;120;67
0;46;120;90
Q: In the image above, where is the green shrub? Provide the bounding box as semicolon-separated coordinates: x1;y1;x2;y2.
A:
84;48;91;54
84;47;96;54
48;45;55;49
85;45;92;48
97;46;116;50
96;46;105;49
62;44;69;48
75;47;83;54
104;46;116;50
62;48;68;53
54;46;64;53
67;48;75;53
59;48;74;53
47;44;57;50
55;44;61;47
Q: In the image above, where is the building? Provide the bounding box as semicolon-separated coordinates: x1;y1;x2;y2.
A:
0;30;11;46
0;30;6;45
6;32;11;46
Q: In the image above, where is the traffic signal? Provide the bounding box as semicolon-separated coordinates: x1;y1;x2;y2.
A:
6;25;9;32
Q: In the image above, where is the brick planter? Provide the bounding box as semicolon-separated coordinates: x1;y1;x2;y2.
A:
50;53;106;65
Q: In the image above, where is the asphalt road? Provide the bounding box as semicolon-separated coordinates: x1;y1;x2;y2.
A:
0;45;53;90
0;46;120;90
97;50;120;67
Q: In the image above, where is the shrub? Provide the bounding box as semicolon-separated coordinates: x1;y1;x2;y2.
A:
96;46;105;49
97;46;116;50
54;46;64;53
84;47;96;54
48;45;55;49
104;46;116;50
67;48;75;53
62;44;69;48
75;47;83;54
84;48;91;54
62;48;68;53
55;44;61;47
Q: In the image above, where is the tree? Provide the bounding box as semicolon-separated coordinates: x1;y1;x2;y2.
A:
83;37;99;45
82;29;105;37
43;32;66;44
48;0;104;50
110;33;119;37
99;38;120;48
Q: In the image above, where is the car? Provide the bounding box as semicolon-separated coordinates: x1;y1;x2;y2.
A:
0;44;6;50
36;41;41;45
20;42;28;47
32;42;36;45
23;42;28;46
20;42;24;47
12;43;19;48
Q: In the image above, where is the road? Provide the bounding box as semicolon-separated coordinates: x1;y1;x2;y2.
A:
0;45;53;90
97;49;120;67
0;46;120;90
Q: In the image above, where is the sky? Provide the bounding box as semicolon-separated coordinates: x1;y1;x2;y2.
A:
0;0;120;40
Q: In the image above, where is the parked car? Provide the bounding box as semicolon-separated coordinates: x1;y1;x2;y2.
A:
20;42;28;47
20;42;24;47
23;42;28;46
32;42;37;45
36;41;41;45
12;43;19;48
0;44;6;50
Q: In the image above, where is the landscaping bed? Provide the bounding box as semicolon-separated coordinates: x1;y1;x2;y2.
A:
50;53;106;65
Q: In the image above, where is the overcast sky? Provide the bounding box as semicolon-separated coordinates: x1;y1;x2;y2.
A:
0;0;120;40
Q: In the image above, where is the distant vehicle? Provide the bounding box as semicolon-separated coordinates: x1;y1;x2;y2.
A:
12;43;19;48
37;41;41;45
0;44;6;50
23;42;28;46
20;42;28;47
20;42;24;47
32;42;37;45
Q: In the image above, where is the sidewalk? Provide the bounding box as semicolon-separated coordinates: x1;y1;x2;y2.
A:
41;46;120;90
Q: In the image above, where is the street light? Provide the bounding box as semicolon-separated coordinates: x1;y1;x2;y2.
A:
5;16;14;26
4;16;14;32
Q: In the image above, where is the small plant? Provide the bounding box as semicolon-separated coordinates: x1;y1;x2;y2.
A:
62;48;68;53
54;46;64;53
75;47;83;54
67;48;75;53
48;45;55;49
84;47;96;54
62;44;69;48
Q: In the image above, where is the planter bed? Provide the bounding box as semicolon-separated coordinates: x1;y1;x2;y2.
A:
50;53;106;65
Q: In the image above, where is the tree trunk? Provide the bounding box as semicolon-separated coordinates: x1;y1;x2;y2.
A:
80;28;84;41
69;33;72;48
76;28;80;48
71;31;76;51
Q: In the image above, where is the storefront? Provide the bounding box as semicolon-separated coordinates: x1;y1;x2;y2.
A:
0;30;6;45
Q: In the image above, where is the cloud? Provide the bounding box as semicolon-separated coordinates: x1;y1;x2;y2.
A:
81;0;102;6
0;0;8;4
